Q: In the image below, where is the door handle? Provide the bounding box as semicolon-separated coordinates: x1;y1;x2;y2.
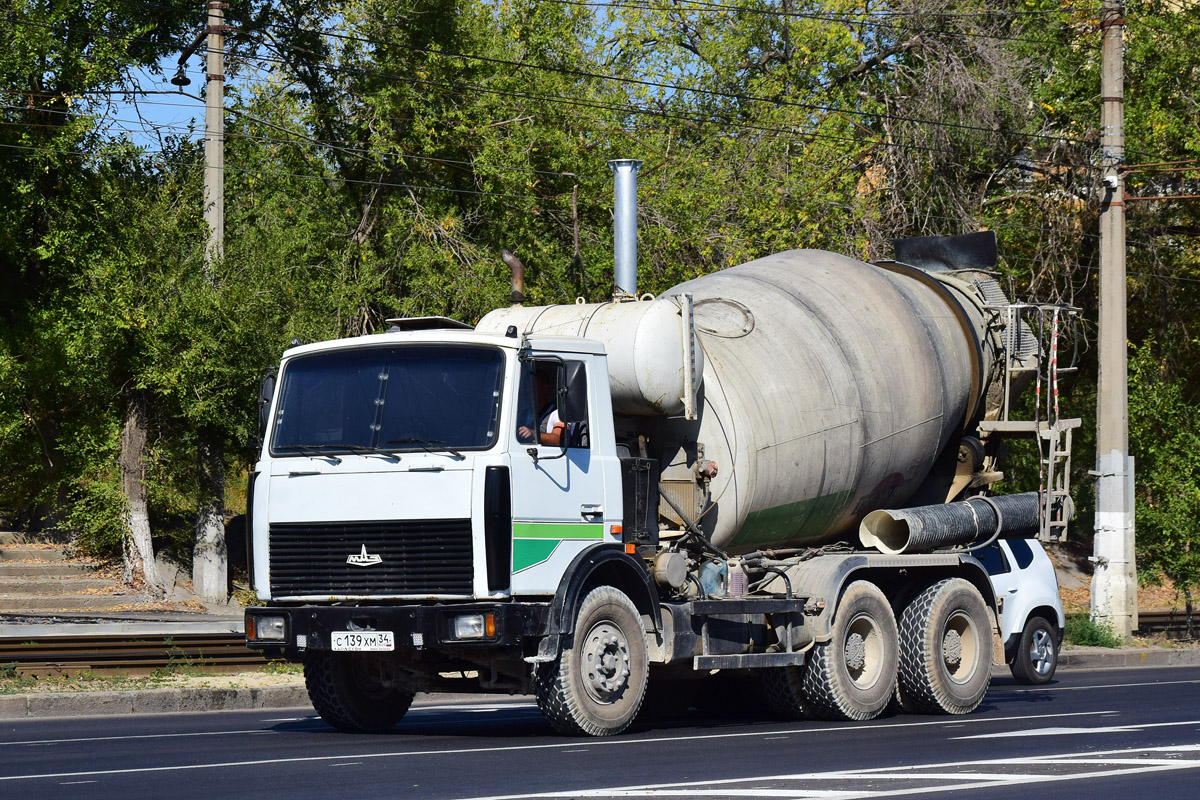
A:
580;504;604;519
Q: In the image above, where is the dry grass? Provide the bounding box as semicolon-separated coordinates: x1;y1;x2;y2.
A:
1059;578;1190;615
0;662;304;695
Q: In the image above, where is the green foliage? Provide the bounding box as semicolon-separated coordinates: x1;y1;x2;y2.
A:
1129;339;1200;604
1064;613;1124;648
0;0;1199;591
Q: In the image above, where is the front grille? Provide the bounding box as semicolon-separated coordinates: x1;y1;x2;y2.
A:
269;518;473;597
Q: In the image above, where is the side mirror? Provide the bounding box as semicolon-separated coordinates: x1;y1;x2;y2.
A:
560;361;588;422
256;370;277;447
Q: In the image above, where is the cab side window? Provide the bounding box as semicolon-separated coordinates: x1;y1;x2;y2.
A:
515;359;589;449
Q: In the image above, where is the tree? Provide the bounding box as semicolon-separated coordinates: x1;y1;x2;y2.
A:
1129;339;1200;634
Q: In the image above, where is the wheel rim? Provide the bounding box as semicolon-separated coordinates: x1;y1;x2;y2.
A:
580;620;631;704
1030;628;1055;676
941;609;981;685
843;611;885;689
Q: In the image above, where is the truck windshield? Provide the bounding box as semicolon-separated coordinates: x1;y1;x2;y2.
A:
271;345;504;454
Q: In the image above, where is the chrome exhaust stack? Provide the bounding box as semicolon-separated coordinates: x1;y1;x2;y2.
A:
609;159;642;299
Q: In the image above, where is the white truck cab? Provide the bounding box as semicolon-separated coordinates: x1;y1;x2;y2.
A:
250;328;629;605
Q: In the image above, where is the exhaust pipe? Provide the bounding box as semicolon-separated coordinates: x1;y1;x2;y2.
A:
609;159;642;298
858;492;1055;555
502;248;525;307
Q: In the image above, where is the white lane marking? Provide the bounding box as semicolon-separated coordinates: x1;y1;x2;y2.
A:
58;781;98;785
0;729;267;747
328;762;363;767
955;718;1200;739
453;742;1200;800
1036;758;1188;766
958;725;1144;738
0;709;1121;783
579;792;854;798
994;678;1200;693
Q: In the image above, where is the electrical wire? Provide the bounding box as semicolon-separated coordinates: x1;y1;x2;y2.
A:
5;10;1103;151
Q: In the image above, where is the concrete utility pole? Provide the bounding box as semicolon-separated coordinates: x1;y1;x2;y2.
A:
193;0;229;602
203;0;225;264
1092;0;1136;640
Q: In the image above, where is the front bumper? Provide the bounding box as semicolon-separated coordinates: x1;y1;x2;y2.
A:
245;602;551;656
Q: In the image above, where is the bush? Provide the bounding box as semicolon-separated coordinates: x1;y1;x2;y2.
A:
1064;614;1124;647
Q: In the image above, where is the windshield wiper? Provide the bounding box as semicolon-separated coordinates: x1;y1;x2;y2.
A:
274;444;343;464
340;444;401;461
386;438;465;460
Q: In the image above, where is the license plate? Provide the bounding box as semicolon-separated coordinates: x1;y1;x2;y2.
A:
331;630;395;652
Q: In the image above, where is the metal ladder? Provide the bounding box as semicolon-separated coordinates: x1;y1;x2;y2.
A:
976;303;1081;542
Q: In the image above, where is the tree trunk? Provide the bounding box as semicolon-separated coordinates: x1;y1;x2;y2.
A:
119;390;162;597
192;427;228;602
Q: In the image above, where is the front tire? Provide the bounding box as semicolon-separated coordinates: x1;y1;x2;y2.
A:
1010;616;1059;685
896;578;992;714
792;580;898;721
535;586;649;736
304;651;414;732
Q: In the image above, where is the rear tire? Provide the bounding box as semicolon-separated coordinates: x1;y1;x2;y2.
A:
304;651;414;732
534;586;649;736
1010;615;1059;685
896;578;992;714
792;580;898;721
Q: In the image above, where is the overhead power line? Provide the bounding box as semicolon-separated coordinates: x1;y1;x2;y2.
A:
5;10;1099;151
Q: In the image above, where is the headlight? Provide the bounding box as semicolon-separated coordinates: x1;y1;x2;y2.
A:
250;615;287;641
451;612;496;640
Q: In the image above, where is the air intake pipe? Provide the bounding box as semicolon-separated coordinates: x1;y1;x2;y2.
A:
858;492;1058;555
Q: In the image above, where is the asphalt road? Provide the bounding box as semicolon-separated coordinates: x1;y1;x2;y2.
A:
3;666;1200;800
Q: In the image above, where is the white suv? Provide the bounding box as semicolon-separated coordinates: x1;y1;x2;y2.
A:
976;539;1066;684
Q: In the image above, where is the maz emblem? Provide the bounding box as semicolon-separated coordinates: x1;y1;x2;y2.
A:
346;544;383;567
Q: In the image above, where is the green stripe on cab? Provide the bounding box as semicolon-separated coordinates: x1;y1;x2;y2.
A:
511;522;604;572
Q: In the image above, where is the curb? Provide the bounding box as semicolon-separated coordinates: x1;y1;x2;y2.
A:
1058;646;1200;669
0;685;311;720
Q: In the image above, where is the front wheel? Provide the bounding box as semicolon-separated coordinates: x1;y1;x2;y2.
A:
535;586;649;736
1010;616;1059;684
304;651;414;732
896;578;992;714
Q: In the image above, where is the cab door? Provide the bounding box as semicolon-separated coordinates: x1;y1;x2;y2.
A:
508;353;609;594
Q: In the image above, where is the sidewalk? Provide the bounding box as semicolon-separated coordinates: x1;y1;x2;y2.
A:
3;645;1198;721
1058;644;1200;669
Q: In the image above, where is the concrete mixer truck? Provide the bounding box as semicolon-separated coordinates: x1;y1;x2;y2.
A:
244;161;1079;736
